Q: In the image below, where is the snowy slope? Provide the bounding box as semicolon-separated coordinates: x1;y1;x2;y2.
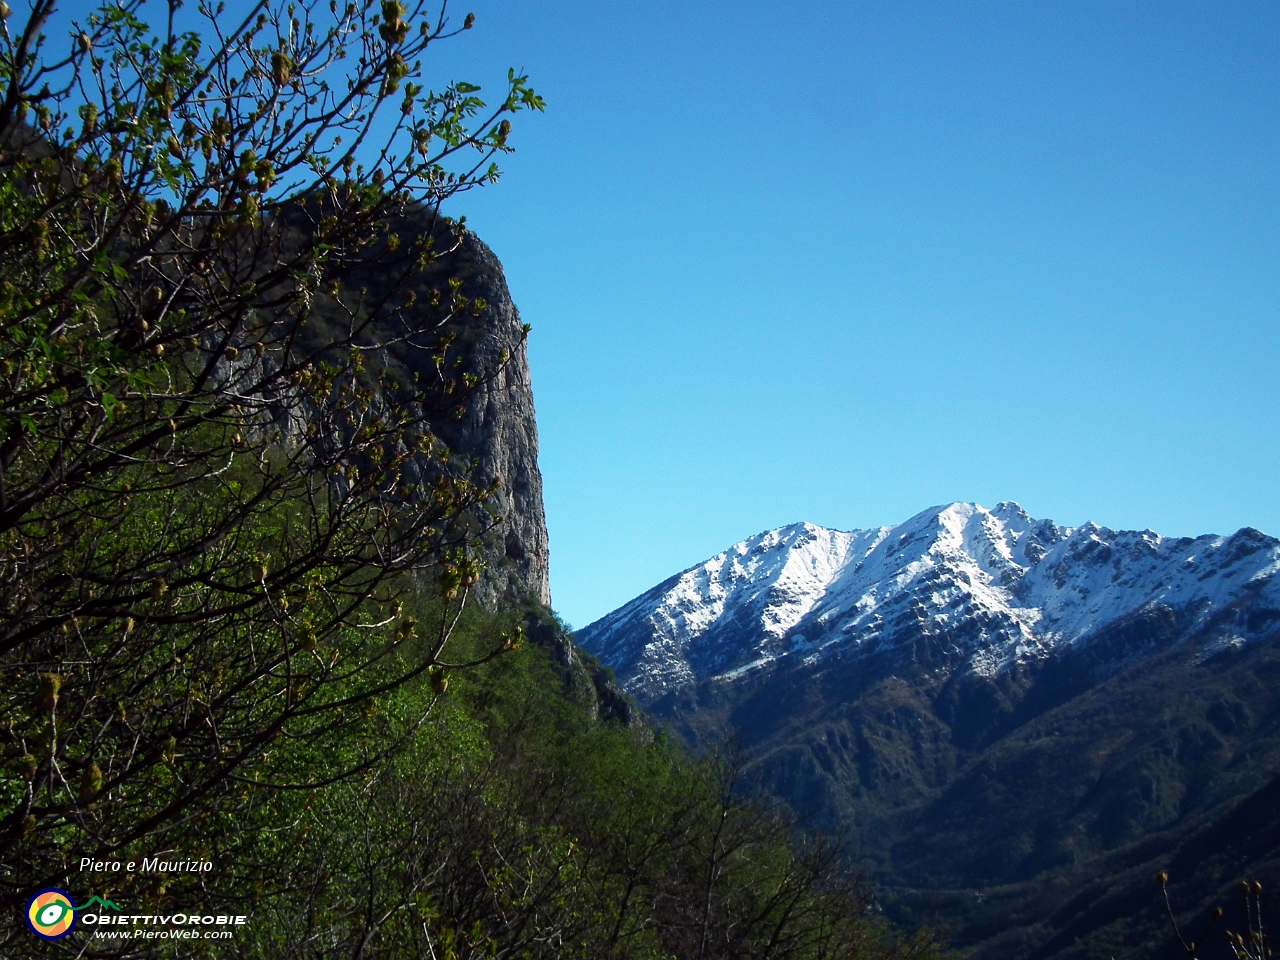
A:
576;503;1280;701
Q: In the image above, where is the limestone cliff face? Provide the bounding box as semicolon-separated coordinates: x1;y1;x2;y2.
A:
382;216;643;725
8;124;551;609
417;226;550;610
336;207;550;609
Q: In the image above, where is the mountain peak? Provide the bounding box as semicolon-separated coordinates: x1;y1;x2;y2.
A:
993;499;1030;518
577;505;1280;701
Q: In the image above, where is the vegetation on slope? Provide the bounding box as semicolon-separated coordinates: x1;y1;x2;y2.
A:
675;610;1280;960
211;604;943;959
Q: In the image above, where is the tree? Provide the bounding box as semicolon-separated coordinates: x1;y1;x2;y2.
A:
1159;872;1272;960
0;0;541;916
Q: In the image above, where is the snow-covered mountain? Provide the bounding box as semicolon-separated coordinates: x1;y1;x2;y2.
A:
577;502;1280;702
577;504;1280;960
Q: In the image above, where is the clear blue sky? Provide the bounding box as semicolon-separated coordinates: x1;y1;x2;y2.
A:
429;1;1280;629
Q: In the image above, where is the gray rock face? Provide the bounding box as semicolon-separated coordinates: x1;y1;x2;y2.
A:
420;227;550;610
8;123;551;609
343;209;551;609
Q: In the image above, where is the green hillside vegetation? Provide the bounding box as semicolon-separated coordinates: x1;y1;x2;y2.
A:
216;603;945;959
653;604;1280;960
0;1;942;957
878;634;1280;960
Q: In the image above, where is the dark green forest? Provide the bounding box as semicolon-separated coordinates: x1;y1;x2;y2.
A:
0;0;947;956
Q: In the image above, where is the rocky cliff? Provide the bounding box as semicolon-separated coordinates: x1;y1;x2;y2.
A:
409;221;550;611
340;208;551;611
316;209;644;723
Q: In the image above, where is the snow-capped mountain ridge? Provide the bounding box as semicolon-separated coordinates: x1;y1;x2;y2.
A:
577;502;1280;700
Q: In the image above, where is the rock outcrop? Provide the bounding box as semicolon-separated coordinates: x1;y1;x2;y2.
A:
347;209;551;610
319;210;644;725
412;222;550;610
228;202;552;610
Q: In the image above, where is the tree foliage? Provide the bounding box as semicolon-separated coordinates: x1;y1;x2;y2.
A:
0;0;540;913
220;616;944;960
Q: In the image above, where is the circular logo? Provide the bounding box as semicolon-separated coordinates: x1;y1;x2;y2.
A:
26;888;77;940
